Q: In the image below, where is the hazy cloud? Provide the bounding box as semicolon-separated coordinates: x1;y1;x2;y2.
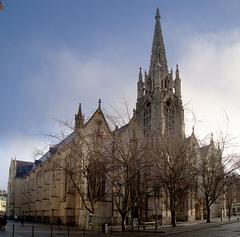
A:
0;135;46;189
179;30;240;145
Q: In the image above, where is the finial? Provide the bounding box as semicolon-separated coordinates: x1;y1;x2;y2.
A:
78;103;82;115
139;67;143;82
98;98;101;108
210;133;214;143
192;126;195;134
155;8;160;20
176;64;180;78
139;67;142;76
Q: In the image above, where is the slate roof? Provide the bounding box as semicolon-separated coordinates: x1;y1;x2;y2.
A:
113;123;129;135
38;131;75;163
16;160;34;178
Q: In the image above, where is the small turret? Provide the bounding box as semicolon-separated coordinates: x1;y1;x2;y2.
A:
144;70;151;94
174;64;181;97
137;67;144;99
168;68;174;94
75;103;84;130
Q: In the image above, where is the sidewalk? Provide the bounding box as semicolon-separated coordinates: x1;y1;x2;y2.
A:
108;216;239;235
128;216;240;236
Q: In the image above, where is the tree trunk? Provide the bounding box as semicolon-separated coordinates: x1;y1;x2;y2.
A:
228;207;231;221
171;209;176;227
206;205;211;223
121;215;126;232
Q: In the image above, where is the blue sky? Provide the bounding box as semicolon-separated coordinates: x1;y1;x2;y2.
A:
1;0;240;189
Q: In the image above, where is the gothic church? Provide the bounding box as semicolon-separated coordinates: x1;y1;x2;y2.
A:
7;9;225;226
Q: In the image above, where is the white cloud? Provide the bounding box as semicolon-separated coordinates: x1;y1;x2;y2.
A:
23;48;138;123
0;135;46;190
179;30;240;149
3;27;240;191
1;46;140;190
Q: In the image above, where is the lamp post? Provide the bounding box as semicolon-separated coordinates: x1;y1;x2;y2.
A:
51;209;54;224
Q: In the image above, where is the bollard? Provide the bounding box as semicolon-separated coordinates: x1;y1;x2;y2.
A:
12;224;15;237
83;226;85;236
51;224;53;237
32;224;34;237
67;225;69;236
102;223;108;234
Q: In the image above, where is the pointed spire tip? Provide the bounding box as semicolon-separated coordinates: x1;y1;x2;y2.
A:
155;8;160;20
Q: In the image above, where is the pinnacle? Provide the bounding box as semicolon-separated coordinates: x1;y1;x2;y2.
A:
155;8;160;19
78;103;82;115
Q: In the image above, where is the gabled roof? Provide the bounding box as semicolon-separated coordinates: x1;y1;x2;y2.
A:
36;106;111;165
19;105;112;175
83;107;112;133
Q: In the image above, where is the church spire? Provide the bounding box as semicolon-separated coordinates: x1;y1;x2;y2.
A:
149;8;168;77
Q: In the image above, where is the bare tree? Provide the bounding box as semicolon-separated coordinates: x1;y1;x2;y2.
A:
37;116;112;226
225;174;239;221
104;128;153;231
195;136;239;223
152;135;197;227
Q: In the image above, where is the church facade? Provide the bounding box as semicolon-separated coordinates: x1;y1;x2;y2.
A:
7;9;226;226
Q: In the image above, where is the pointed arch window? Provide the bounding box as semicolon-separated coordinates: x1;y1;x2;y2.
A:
143;102;151;135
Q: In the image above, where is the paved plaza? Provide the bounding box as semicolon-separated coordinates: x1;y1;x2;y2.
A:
0;219;240;237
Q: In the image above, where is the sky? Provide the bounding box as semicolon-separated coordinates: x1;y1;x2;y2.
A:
1;0;240;190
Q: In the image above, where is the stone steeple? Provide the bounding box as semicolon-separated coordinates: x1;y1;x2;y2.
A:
135;9;185;138
149;8;168;78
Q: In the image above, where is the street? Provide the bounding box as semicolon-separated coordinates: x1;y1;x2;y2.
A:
0;221;240;237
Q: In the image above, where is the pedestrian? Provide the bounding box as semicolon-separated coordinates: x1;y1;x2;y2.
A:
57;217;62;230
